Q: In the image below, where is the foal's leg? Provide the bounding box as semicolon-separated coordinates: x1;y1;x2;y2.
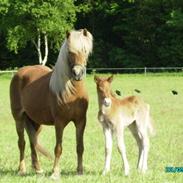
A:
128;122;142;169
74;117;86;175
50;123;64;180
116;125;130;176
136;116;150;173
139;129;149;173
102;126;113;175
15;119;26;175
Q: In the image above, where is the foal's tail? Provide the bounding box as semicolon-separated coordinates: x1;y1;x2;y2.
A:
148;117;156;137
24;117;53;160
146;104;156;137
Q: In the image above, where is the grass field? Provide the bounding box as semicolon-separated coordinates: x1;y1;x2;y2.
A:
0;73;183;183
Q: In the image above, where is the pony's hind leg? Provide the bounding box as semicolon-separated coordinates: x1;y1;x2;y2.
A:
24;115;43;174
15;118;26;175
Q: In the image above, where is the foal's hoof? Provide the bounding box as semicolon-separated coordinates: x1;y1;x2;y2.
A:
124;168;130;176
50;172;60;180
124;172;129;176
102;170;109;176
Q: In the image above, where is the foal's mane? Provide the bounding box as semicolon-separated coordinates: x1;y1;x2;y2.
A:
49;29;93;103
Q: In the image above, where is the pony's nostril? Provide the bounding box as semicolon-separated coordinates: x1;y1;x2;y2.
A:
72;65;86;81
72;68;80;76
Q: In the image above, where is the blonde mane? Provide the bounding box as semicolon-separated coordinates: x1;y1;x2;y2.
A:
49;29;93;103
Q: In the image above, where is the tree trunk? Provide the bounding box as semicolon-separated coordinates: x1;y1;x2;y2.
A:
41;34;48;66
33;31;48;66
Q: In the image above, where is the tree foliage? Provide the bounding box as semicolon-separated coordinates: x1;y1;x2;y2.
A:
0;0;183;69
0;0;76;65
76;0;183;68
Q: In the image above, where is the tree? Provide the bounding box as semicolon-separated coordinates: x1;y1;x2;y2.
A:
0;0;76;65
76;0;183;68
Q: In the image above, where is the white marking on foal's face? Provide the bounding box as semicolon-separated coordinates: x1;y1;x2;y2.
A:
103;97;112;107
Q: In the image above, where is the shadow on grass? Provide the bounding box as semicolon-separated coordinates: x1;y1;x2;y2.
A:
61;169;99;176
0;168;99;178
0;168;18;176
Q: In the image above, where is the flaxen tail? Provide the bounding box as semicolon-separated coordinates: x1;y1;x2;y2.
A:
24;117;53;160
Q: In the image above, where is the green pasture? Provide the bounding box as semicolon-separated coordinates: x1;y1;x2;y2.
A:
0;73;183;183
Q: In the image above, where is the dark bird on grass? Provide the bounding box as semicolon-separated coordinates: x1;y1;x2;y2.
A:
172;90;178;95
115;90;121;96
134;89;141;93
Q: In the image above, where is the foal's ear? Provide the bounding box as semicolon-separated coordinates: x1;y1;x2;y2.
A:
66;30;70;39
107;75;113;83
94;75;100;83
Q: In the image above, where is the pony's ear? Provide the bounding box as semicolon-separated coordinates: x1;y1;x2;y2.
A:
83;28;88;36
94;75;100;83
107;75;113;83
66;30;70;39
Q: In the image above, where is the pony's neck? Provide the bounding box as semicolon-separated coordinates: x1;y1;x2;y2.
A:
49;41;75;102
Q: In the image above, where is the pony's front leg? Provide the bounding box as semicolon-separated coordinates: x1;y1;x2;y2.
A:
102;125;113;175
116;125;130;176
74;117;86;175
50;124;64;180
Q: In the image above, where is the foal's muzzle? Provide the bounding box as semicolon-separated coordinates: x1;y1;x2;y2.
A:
72;65;86;81
103;97;112;107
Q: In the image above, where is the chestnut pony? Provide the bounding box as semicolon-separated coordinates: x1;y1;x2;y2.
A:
10;29;93;179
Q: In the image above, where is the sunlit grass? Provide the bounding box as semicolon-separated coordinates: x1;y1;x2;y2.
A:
0;73;183;182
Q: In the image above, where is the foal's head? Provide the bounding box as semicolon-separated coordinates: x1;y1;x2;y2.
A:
94;75;114;107
66;29;93;81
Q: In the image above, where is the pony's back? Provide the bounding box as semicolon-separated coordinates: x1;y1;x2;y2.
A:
10;65;51;120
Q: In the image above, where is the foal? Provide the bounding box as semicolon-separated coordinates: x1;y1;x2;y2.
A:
94;75;154;176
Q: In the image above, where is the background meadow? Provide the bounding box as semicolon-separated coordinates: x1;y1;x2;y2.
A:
0;73;183;183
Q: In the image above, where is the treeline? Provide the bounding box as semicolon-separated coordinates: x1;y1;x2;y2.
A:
0;0;183;69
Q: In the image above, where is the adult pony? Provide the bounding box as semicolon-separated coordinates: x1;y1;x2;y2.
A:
10;29;93;179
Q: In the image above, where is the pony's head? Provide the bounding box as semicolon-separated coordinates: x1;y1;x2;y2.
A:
50;28;93;102
66;28;93;81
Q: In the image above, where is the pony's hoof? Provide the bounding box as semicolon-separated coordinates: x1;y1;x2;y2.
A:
77;170;83;175
36;169;44;174
50;172;60;180
18;170;26;176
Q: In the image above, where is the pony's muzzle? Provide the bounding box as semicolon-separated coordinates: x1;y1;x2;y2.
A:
72;65;86;81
